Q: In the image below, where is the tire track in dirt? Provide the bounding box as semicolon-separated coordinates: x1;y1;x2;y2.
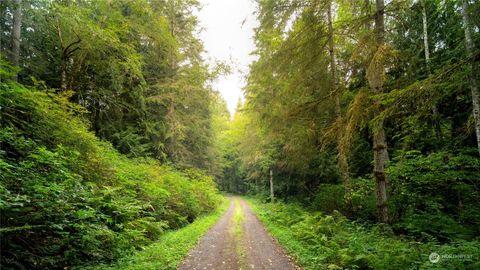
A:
239;199;298;270
178;198;238;270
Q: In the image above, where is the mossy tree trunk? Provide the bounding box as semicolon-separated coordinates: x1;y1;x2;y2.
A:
370;0;389;223
327;0;352;216
461;0;480;156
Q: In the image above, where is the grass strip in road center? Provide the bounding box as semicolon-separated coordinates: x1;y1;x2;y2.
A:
233;198;247;269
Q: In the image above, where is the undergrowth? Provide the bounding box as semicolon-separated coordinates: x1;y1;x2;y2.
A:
81;198;229;270
0;81;222;269
247;198;480;270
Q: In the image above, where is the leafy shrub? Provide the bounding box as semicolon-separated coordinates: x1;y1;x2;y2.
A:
388;150;480;241
312;184;345;213
312;180;376;221
350;178;377;221
0;82;221;269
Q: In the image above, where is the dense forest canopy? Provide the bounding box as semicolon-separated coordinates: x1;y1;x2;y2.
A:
1;0;231;171
0;0;479;269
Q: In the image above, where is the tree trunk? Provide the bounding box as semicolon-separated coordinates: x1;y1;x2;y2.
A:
461;0;480;156
327;0;352;216
269;168;274;202
61;65;68;91
422;0;431;76
371;0;389;223
373;120;388;223
55;18;81;91
11;0;22;81
422;0;442;141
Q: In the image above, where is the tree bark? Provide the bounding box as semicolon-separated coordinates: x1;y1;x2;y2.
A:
371;0;389;223
55;18;81;91
327;0;352;216
422;0;431;76
422;0;442;141
11;0;22;81
461;0;480;156
269;168;274;202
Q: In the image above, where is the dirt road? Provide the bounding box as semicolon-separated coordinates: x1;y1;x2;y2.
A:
178;198;299;270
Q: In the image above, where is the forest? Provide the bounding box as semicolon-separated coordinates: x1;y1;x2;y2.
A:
0;0;479;269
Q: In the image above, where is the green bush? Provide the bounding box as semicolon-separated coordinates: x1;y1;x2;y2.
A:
350;178;377;221
0;82;221;269
312;184;345;213
312;180;377;221
388;150;480;241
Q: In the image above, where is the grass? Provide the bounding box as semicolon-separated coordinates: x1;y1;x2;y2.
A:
232;198;247;268
80;197;229;270
233;198;244;239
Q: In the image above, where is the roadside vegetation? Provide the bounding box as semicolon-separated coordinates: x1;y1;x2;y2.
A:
248;198;480;270
0;75;222;269
83;198;229;270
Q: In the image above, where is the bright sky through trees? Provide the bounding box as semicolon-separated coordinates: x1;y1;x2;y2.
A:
197;0;258;115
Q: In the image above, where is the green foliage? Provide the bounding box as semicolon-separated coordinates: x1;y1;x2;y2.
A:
388;150;480;241
312;184;345;213
0;81;221;269
350;178;377;221
1;0;224;172
248;198;480;270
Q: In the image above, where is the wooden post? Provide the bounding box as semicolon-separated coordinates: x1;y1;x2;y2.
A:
269;168;274;202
